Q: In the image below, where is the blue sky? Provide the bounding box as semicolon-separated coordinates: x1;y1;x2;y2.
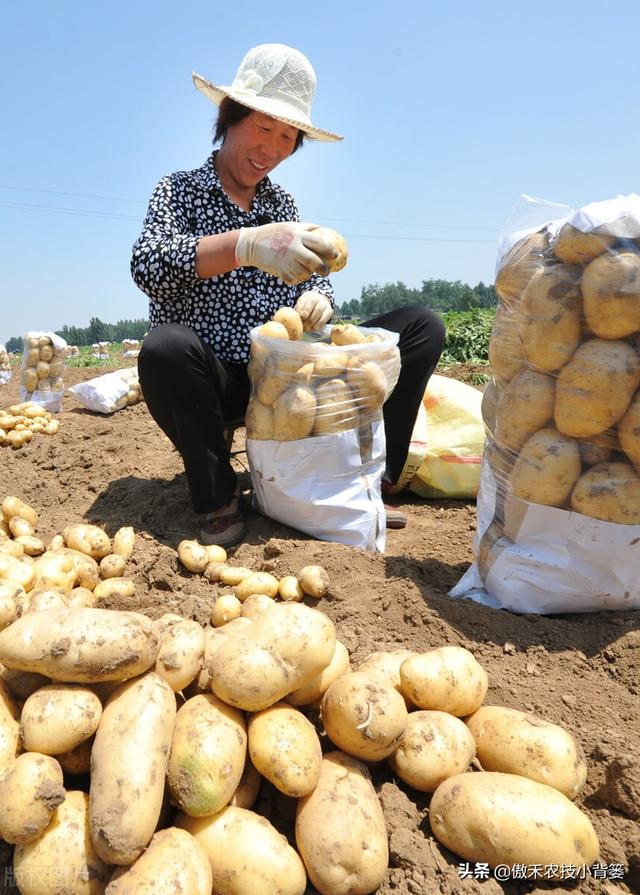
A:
2;0;639;343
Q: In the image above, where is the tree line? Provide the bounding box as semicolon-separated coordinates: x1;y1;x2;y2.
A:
4;318;149;353
337;279;497;319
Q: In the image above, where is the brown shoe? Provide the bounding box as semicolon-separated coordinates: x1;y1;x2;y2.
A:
200;491;248;548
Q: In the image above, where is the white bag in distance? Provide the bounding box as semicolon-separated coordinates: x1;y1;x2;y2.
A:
0;345;11;385
20;331;68;412
68;368;141;414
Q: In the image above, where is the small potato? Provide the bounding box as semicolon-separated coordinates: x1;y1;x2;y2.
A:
234;571;279;602
257;320;290;340
63;523;111;559
248;702;322;797
357;649;416;707
272;306;304;340
9;516;35;539
93;577;136;601
466;705;587;799
241;593;276;619
278;575;304;602
168;693;247;817
212;594;242;626
99;553;127;579
67;586;97;608
322;671;408;761
0;753;65;844
296;751;388;895
400;646;488;716
14;535;45;557
177;806;306;895
330;323;367;346
112;526;135;560
1;496;38;528
287;640;351;707
388;710;476;792
48;534;64;551
298;564;329;599
429;772;600;874
178;539;209;574
218;565;253;586
203;560;227;582
205;543;227;564
155;619;205;692
105;827;213;895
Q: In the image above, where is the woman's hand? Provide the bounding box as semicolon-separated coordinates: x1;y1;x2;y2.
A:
295;290;333;331
235;222;338;285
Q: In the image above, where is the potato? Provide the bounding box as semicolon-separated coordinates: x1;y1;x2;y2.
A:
429;772;599;873
555;339;640;437
357;649;416;706
0;537;23;557
552;222;615;265
399;646;488;716
0;678;20;775
112;526;135;560
313;377;355;435
580;428;618;467
273;385;317;441
245;398;275;440
168;693;246;817
205;543;226;564
248;702;322;797
296;751;388;895
313;348;349;379
30;552;75;592
63;523;111;559
0;590;18;629
0;607;159;682
495;228;549;305
388;710;475;792
617;392;640;467
0;752;65;844
48;534;64;551
241;593;276;619
52;547;100;590
466;705;586;799
105;827;213;895
234;571;279;602
218;565;253;586
14;535;45;557
321;671;408;762
178;539;209;574
1;496;38;528
298;564;329;599
346;359;388;411
257;320;290;340
255;353;292;405
90;672;177;864
272;306;304;340
330;323;366;346
177;806;307;895
9;515;35;538
294;361;315;384
154;619;205;691
509;427;581;506
521;265;582;371
23;588;68;614
286;640;351;707
212;594;242;626
570;461;640;524
230;757;262;809
494;368;556;451
313;227;348;273
278;575;303;602
210;603;336;711
93;577;136;601
99;553;127;579
55;736;93;775
13;790;110;894
581;249;640;338
488;303;525;383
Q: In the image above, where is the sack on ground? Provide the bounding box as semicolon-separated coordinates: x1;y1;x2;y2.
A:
68;367;143;414
19;331;67;412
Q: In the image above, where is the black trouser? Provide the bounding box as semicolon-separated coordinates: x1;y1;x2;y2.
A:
138;307;445;514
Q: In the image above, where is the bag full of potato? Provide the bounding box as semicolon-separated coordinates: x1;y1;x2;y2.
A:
246;316;401;551
0;345;11;385
19;331;68;412
68;367;143;413
451;192;640;613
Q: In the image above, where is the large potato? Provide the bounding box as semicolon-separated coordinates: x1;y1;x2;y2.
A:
63;523;111;560
106;827;212;895
582;250;640;338
570;461;640;524
167;693;246;817
321;671;408;761
0;752;65;844
429;772;599;874
234;571;279;602
509;427;581;506
13;790;111;895
248;702;322;797
210;603;336;711
555;339;640;437
20;684;102;754
273;385;317;441
272;306;304;340
466;705;587;799
494;368;556;451
399;646;488;716
521;265;582;371
388;710;475;792
177;806;307;895
286;640;351;706
495;228;549;305
313;378;356;434
0;607;159;682
552;223;615;265
346;360;388;411
296;751;388;895
154;618;204;692
90;672;177;864
488;304;525;383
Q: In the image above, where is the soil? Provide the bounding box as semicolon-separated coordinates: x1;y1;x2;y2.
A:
1;364;639;895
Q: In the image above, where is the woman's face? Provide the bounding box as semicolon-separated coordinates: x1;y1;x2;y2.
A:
218;110;299;189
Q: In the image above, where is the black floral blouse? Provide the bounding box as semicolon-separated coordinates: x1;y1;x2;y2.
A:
130;151;334;363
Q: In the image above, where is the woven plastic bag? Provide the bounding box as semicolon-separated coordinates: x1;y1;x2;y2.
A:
68;368;143;414
451;192;640;613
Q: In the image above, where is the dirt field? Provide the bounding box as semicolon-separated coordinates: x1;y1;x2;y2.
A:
1;364;638;895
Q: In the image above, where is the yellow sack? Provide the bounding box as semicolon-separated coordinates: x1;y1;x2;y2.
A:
394;374;486;498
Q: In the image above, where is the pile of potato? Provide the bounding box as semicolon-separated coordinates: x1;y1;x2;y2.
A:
485;219;640;525
20;333;66;399
0;344;10;381
114;368;144;410
245;307;401;441
0;403;60;449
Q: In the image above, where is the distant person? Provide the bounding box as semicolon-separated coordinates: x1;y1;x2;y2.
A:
131;43;444;547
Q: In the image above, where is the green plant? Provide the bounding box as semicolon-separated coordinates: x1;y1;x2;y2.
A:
440;309;495;366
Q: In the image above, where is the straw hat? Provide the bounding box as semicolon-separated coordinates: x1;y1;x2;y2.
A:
192;43;342;143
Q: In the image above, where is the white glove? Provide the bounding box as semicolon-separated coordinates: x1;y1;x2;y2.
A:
295;290;333;331
235;222;338;286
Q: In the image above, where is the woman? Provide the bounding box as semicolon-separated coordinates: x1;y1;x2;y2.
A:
132;43;445;547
